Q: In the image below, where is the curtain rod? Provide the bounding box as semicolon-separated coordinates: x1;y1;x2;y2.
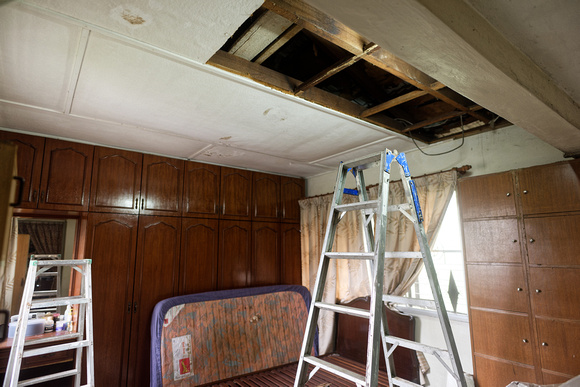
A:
304;165;472;200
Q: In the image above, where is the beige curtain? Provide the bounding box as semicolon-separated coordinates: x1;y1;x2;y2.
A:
299;170;457;355
0;218;19;311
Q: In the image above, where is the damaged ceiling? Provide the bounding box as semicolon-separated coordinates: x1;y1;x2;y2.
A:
212;3;510;144
0;0;578;178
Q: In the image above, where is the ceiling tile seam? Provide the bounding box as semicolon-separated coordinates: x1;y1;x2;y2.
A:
307;135;410;165
0;99;64;115
63;28;91;115
187;144;214;159
18;1;412;138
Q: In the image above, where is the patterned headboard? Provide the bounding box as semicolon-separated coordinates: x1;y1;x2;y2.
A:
150;285;315;386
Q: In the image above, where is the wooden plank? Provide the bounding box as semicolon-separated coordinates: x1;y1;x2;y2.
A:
401;111;465;133
229;11;293;61
208;50;405;132
254;24;303;64
294;43;379;94
361;82;447;118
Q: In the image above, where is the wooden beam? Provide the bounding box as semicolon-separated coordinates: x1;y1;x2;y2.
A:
294;43;379;95
254;24;303;64
229;10;292;61
207;50;405;132
361;90;428;118
401;111;465;133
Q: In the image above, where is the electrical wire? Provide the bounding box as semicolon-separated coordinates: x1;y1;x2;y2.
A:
407;114;466;156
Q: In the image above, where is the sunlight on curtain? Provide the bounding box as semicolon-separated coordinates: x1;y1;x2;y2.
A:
299;170;457;356
0;218;18;311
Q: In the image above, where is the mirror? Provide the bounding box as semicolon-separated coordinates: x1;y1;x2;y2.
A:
6;217;77;319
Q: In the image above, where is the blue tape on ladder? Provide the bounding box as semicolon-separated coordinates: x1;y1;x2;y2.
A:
343;188;359;196
409;180;424;223
347;167;357;177
396;153;411;177
385;151;395;173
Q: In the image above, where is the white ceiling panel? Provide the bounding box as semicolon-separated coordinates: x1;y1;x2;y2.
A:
194;145;331;177
0;3;82;111
71;32;392;162
0;102;211;158
23;0;263;64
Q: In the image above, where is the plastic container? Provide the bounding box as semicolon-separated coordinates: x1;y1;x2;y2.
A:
8;319;45;338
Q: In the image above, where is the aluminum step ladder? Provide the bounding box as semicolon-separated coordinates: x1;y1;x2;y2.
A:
3;259;95;387
294;149;466;387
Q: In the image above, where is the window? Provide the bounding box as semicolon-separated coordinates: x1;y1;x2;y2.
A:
406;191;468;314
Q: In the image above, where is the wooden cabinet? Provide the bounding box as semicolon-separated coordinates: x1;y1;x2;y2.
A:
251;222;280;286
179;218;218;294
252;172;280;221
182;161;220;218
85;213;138;387
281;176;304;223
220;167;252;220
518;161;580;215
127;216;180;387
458;171;516;219
85;213;180;387
39;139;93;211
0;131;44;208
459;159;580;385
90;147;143;213
281;223;302;285
140;155;184;216
218;220;252;289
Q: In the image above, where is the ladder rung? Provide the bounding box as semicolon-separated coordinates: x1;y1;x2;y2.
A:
17;369;79;386
34;259;91;266
23;340;90;358
23;332;81;347
314;302;370;318
303;355;365;385
387;203;413;212
335;200;378;212
383;295;436;309
31;295;90;308
384;335;448;357
342;153;382;170
325;252;374;260
392;376;423;387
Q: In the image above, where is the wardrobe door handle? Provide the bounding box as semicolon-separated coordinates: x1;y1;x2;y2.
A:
134;302;138;313
40;190;46;203
135;198;138;209
141;198;144;210
127;302;132;314
517;287;523;292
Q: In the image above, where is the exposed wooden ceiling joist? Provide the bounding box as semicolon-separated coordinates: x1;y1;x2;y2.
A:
254;24;303;64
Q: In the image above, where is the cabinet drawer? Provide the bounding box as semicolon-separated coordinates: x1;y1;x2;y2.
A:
536;318;580;376
458;172;516;219
524;215;580;266
529;267;580;320
518;160;580;215
470;309;534;364
463;219;521;263
473;355;536;387
467;265;528;312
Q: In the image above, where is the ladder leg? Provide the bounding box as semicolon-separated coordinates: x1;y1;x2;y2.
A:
84;262;95;386
3;262;38;387
295;163;349;387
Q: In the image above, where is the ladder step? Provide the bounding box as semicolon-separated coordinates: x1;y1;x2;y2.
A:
31;295;90;309
17;369;79;386
23;332;81;347
23;340;90;358
392;376;423;387
325;252;423;260
384;335;448;357
335;200;378;213
303;355;365;385
34;259;91;266
383;295;436;309
342;153;382;170
314;302;370;318
325;252;375;260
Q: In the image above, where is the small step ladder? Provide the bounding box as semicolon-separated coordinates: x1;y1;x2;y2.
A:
294;149;467;387
3;259;95;387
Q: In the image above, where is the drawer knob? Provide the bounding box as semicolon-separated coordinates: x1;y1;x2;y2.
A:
535;289;542;293
523;190;528;194
522;339;528;343
529;238;535;243
517;287;523;292
542;342;548;346
506;193;511;196
513;239;518;243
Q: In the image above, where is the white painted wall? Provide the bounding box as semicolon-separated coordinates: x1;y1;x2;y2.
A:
306;125;567;197
304;125;567;384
